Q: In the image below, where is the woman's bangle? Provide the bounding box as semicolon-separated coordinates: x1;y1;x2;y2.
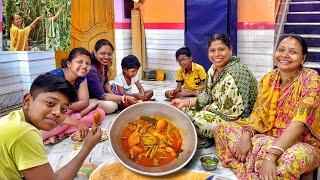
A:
242;127;255;137
187;98;192;108
265;156;276;164
266;149;281;157
122;95;127;104
270;145;285;154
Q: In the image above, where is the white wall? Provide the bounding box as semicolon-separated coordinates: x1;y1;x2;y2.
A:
237;29;275;80
114;29;132;74
0;51;55;109
114;27;275;81
0;52;23;110
114;29;184;80
145;29;184;80
143;29;274;80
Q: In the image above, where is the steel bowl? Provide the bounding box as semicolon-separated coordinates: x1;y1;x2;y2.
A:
109;102;197;176
200;155;219;171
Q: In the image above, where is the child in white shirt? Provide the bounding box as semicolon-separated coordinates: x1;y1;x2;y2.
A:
111;55;154;102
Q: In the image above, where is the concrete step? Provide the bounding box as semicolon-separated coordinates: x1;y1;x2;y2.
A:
299;34;320;47
287;12;320;22
290;1;320;4
289;2;320;12
300;34;320;38
307;47;320;62
291;0;320;2
309;47;320;52
288;11;320;14
304;62;320;74
305;61;320;67
284;23;320;34
304;61;320;68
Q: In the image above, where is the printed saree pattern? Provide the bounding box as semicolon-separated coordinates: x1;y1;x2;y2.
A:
215;68;320;179
187;56;258;138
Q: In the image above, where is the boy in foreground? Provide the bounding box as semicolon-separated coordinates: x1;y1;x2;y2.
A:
0;73;102;179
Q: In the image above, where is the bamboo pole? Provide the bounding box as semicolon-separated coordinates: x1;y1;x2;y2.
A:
131;2;146;78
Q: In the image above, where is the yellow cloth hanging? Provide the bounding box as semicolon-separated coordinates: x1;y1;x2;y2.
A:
10;24;31;51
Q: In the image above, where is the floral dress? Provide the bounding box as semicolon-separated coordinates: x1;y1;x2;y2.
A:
187;56;258;139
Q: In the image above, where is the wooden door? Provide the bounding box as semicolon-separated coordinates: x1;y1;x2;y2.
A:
55;51;69;68
67;0;116;78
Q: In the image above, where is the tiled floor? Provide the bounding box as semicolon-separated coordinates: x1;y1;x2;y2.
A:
45;80;236;179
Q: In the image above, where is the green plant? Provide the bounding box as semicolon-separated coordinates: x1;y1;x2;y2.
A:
2;0;71;51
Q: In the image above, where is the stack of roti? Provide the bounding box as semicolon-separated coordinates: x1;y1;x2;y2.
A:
90;163;213;180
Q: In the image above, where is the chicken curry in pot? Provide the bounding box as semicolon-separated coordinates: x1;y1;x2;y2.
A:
122;115;183;167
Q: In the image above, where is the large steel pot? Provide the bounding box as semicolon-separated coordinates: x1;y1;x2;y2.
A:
109;102;197;176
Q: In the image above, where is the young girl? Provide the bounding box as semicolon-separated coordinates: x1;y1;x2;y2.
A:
41;47;105;144
86;39;138;114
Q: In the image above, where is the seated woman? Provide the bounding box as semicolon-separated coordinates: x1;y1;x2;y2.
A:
10;13;41;51
86;39;138;114
171;33;258;148
214;34;320;179
41;47;105;143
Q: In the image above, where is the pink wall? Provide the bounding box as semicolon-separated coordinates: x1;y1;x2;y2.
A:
114;0;131;23
0;0;2;31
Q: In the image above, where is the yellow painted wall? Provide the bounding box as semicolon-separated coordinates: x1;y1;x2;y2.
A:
139;0;184;23
238;0;276;22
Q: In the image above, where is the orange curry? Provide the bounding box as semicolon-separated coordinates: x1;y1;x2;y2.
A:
122;115;183;167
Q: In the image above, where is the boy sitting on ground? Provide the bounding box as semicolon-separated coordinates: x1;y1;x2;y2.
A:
0;73;102;179
165;47;207;99
111;55;154;104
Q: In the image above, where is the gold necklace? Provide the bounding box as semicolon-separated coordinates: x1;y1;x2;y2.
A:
280;67;303;86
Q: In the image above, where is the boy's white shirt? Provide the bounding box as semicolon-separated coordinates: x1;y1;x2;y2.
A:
113;73;138;93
